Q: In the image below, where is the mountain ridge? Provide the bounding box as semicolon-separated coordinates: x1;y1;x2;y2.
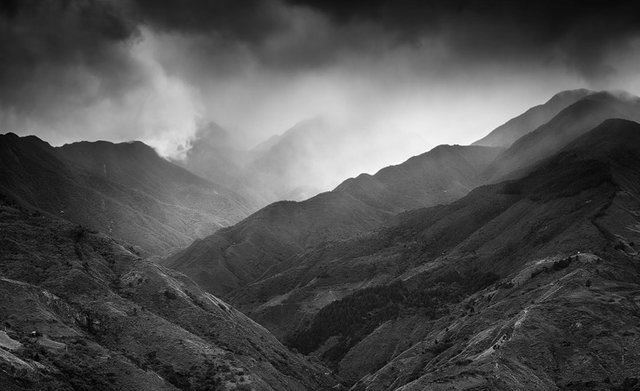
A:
473;88;594;147
0;133;253;255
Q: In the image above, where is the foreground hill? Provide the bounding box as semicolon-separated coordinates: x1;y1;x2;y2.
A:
0;134;253;255
473;89;593;148
165;144;501;296
0;198;337;390
252;119;640;387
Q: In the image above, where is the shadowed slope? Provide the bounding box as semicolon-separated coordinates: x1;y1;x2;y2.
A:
0;133;253;255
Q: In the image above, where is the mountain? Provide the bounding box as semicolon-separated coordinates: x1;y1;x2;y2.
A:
168;89;627;295
0;196;337;390
473;89;593;147
173;123;262;209
346;119;640;390
165;144;502;296
334;145;502;212
243;118;347;202
178;119;343;207
268;119;640;386
486;91;640;181
165;93;640;386
0;133;253;255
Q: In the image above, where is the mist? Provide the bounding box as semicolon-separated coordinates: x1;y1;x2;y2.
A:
2;0;640;196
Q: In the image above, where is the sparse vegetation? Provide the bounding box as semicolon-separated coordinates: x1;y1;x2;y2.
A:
287;268;499;365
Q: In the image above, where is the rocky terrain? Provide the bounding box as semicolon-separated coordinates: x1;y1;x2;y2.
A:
0;198;337;390
165;92;640;389
0;134;253;255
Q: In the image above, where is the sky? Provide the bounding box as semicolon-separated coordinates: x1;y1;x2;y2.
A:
1;0;640;170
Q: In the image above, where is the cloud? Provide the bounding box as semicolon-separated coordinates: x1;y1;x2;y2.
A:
1;0;640;171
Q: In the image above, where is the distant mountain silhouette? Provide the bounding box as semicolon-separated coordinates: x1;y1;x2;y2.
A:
179;118;349;206
0;134;253;255
180;117;446;207
172;122;263;208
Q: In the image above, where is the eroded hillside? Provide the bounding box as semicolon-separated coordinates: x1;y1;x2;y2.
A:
0;199;337;390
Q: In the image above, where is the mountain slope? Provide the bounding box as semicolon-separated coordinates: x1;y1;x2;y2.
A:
0;133;253;255
486;91;640;181
335;145;501;212
0;197;337;390
268;119;640;386
165;144;501;296
473;89;593;148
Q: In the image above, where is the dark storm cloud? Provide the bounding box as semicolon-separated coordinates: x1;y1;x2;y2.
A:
0;0;143;114
2;0;638;105
129;0;287;43
2;0;640;161
285;0;640;79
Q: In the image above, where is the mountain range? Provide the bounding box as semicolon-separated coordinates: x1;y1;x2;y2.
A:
165;90;640;389
3;89;640;390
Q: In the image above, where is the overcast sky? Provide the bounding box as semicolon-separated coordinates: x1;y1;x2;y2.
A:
2;0;640;166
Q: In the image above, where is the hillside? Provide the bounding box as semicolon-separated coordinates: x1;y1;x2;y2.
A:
335;144;501;212
0;133;253;255
0;197;337;390
251;119;640;386
486;91;640;181
473;89;593;147
165;143;501;296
